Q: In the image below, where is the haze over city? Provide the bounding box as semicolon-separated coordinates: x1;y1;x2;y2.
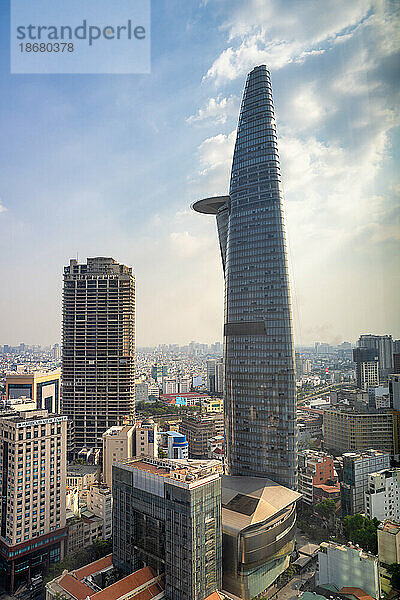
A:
0;0;399;347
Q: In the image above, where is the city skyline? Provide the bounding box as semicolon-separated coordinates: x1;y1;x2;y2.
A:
0;1;399;347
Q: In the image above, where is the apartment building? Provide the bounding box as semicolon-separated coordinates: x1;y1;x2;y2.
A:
365;468;400;522
340;450;391;515
0;410;67;592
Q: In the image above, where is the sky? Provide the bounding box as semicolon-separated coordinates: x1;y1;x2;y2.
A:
0;0;399;348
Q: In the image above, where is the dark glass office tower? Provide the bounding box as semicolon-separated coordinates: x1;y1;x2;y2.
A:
193;65;297;489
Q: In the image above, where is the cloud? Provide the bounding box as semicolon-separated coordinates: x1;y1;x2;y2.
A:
169;231;212;258
186;95;239;125
203;0;373;84
192;130;236;197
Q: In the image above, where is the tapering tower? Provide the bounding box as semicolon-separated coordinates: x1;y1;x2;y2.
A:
193;65;297;488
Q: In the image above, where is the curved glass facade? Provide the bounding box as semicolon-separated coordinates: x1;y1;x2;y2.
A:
194;65;297;489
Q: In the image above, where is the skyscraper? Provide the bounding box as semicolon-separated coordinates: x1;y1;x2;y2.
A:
62;257;135;454
193;65;297;488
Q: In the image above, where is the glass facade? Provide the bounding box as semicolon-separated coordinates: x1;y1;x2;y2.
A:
194;65;297;488
113;463;222;600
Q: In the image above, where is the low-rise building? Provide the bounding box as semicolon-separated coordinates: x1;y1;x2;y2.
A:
67;464;99;504
365;468;400;522
66;510;104;553
317;542;381;600
46;554;165;600
203;396;223;413
208;435;224;460
158;431;188;459
298;450;336;505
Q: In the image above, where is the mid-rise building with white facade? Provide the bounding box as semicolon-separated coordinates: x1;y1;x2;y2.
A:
102;425;135;489
365;468;400;522
317;542;381;599
134;418;158;458
86;484;112;540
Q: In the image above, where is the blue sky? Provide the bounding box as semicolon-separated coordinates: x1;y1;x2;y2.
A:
0;0;399;347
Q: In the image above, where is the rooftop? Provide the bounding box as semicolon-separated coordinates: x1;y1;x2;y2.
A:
221;475;301;531
378;520;400;534
115;457;223;484
74;554;113;580
90;566;160;600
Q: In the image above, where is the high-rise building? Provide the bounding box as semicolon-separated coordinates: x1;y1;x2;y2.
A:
193;65;296;489
359;334;393;381
365;468;400;522
353;347;380;389
6;370;61;413
0;409;68;592
340;450;391;515
113;457;223;600
62;257;135;454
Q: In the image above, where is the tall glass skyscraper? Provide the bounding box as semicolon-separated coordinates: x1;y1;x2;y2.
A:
193;65;297;489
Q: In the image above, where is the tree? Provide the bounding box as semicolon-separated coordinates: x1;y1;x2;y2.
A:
343;514;380;553
315;499;336;521
387;564;400;589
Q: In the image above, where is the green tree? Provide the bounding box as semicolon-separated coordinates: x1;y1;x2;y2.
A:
315;499;337;521
387;564;400;589
343;514;380;553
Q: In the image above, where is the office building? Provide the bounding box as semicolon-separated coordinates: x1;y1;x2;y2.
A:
6;370;61;413
317;542;381;600
134;418;158;458
340;450;390;515
113;457;223;600
102;425;135;489
359;334;393;381
62;257;135;454
162;377;178;395
389;374;400;410
353;348;380;390
365;468;400;522
193;65;297;488
65;511;103;554
378;520;400;566
0;409;68;592
180;413;224;459
207;359;223;393
221;475;300;599
297;450;336;505
86;484;112;540
323;408;396;456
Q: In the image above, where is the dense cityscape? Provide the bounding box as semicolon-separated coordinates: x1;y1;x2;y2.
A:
1;0;400;595
0;62;399;600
